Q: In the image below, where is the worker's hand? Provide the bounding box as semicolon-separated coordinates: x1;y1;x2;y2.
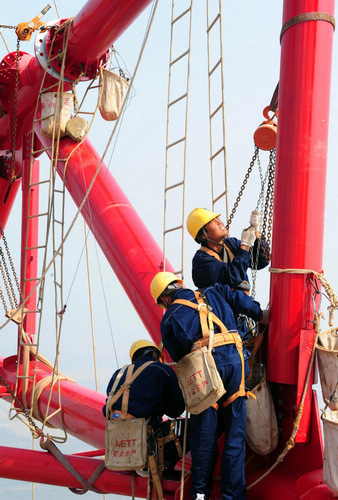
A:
259;309;269;325
241;226;256;247
249;210;261;230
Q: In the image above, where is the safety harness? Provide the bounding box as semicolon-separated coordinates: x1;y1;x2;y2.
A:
173;290;255;408
200;243;234;263
106;362;164;499
199;245;250;294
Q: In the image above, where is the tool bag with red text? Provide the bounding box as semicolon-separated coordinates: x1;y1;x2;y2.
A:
105;362;153;470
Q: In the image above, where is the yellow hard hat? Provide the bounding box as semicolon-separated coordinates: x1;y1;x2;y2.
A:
186;208;221;240
129;339;161;362
150;271;183;309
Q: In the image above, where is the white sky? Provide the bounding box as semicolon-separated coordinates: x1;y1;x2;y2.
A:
0;0;337;498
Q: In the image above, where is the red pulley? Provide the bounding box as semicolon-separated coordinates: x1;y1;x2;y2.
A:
253;106;278;150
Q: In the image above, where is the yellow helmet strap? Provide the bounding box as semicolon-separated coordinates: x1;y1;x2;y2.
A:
199;227;224;248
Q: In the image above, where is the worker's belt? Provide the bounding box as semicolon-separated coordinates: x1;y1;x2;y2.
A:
191;330;241;352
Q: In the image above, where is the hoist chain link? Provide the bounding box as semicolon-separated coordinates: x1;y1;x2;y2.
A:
261;149;276;262
266;150;276;256
10;38;20;186
0;252;14;309
0;25;18;30
0;283;8;313
226;146;259;230
0;372;42;437
0;223;22;301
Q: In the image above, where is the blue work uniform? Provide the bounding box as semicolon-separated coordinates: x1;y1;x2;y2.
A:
192;237;269;290
192;237;269;342
161;285;263;499
103;356;185;421
103;356;186;471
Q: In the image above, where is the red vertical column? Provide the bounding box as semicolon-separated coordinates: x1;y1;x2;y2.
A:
268;0;335;383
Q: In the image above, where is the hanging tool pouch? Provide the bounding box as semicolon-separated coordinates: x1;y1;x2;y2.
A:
99;68;129;121
105;362;153;471
173;291;226;414
246;363;278;455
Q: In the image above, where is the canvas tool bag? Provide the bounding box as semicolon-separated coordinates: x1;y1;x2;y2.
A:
246;363;278;455
40;92;73;138
316;327;338;410
99;68;129;121
173;291;227;414
105;362;153;471
321;410;338;496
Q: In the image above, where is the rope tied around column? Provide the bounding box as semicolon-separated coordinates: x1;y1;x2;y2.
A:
269;267;338;326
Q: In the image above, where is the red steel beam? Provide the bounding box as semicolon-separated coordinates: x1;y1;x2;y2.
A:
33;127;173;343
0;446;178;497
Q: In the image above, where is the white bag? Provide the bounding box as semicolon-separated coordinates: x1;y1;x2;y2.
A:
99;68;129;121
246;364;279;455
316;328;338;410
40;92;73;138
176;346;226;415
105;416;148;471
322;411;338;496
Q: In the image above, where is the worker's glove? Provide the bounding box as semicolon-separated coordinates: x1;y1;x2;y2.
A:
249;210;261;230
259;309;269;325
241;227;256;247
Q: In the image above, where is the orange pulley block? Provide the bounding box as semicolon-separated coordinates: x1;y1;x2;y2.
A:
253;106;278;151
15;4;51;41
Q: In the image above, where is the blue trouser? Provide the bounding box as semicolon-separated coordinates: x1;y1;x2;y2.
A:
188;355;248;499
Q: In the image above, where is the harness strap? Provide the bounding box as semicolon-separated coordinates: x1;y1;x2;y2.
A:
199;243;234;262
174;292;230;335
199;246;250;294
148;455;164;500
107;361;154;419
157;436;164;479
173;294;254;406
163;420;183;458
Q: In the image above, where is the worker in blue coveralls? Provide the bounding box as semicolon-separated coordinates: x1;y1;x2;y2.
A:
186;207;269;290
186;207;269;342
103;339;186;476
150;271;268;500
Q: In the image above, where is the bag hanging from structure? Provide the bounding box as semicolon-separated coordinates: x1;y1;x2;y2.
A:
316;327;338;410
98;68;129;121
321;410;338;496
105;362;153;471
246;363;279;455
40;92;73;138
176;345;226;414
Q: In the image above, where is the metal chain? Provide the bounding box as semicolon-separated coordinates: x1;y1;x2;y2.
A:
10;38;20;186
0;372;42;437
0;223;22;300
250;154;265;298
0;25;17;30
266;149;276;251
226;146;259;230
0;283;8;313
0;252;14;308
261;149;276;262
